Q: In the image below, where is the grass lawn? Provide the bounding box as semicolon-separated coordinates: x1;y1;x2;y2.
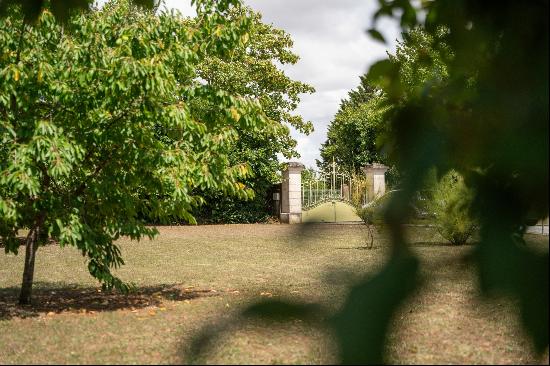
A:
0;224;548;364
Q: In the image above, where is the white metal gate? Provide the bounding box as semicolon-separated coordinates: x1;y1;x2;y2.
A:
301;160;369;211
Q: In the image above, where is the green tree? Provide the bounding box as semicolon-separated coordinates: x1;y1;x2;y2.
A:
188;7;314;223
388;27;452;101
318;78;388;175
320;27;451;189
0;0;268;304
0;0;158;23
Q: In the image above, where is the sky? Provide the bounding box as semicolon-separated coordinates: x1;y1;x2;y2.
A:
163;1;402;169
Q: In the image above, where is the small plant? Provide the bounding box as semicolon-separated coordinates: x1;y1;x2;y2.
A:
428;170;477;245
355;205;376;248
351;175;378;248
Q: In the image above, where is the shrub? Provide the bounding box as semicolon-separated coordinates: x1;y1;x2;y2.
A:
428;170;477;245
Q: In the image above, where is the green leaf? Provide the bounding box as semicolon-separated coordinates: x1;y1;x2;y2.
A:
367;28;386;44
330;253;419;364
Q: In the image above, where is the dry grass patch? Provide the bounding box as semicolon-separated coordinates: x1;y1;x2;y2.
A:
0;224;547;364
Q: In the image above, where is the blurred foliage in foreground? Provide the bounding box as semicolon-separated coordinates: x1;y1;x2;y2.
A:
0;0;157;23
426;169;478;245
190;1;548;364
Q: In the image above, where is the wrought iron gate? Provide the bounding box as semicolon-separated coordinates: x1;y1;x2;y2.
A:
301;160;369;211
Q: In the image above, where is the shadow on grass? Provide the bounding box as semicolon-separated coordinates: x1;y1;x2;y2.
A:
335;246;383;250
0;282;219;320
407;241;477;247
335;242;476;250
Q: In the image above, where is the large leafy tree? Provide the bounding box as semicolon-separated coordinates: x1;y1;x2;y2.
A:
188;7;314;223
319;27;450;179
318;78;387;175
0;0;269;304
0;0;157;23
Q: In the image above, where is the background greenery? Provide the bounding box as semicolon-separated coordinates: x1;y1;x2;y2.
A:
189;7;314;224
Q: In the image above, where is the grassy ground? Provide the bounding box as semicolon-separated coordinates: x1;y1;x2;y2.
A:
0;224;548;364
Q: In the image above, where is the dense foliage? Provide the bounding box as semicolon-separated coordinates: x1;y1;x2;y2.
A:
318;76;387;174
319;27;450;186
427;170;477;245
0;0;270;303
189;7;314;223
0;0;157;23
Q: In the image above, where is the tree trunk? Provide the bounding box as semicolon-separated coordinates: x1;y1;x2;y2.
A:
18;219;43;305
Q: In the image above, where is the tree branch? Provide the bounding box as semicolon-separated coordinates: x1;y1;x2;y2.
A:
72;144;121;198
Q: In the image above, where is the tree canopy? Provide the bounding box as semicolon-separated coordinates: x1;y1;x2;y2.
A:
189;6;314;223
0;0;159;23
318;27;450;181
318;76;387;174
0;0;270;303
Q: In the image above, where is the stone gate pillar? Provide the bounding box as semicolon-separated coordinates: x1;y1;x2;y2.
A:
364;163;389;201
280;162;304;224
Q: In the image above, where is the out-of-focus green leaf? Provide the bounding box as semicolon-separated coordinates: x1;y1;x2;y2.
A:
366;0;549;357
367;28;386;44
365;59;401;99
330;253;419;364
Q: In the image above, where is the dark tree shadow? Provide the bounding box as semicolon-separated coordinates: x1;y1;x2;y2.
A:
408;241;477;247
335;242;476;250
0;282;220;320
335;246;383;250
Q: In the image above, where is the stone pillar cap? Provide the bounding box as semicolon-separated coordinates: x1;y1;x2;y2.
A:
286;161;305;169
364;163;389;171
